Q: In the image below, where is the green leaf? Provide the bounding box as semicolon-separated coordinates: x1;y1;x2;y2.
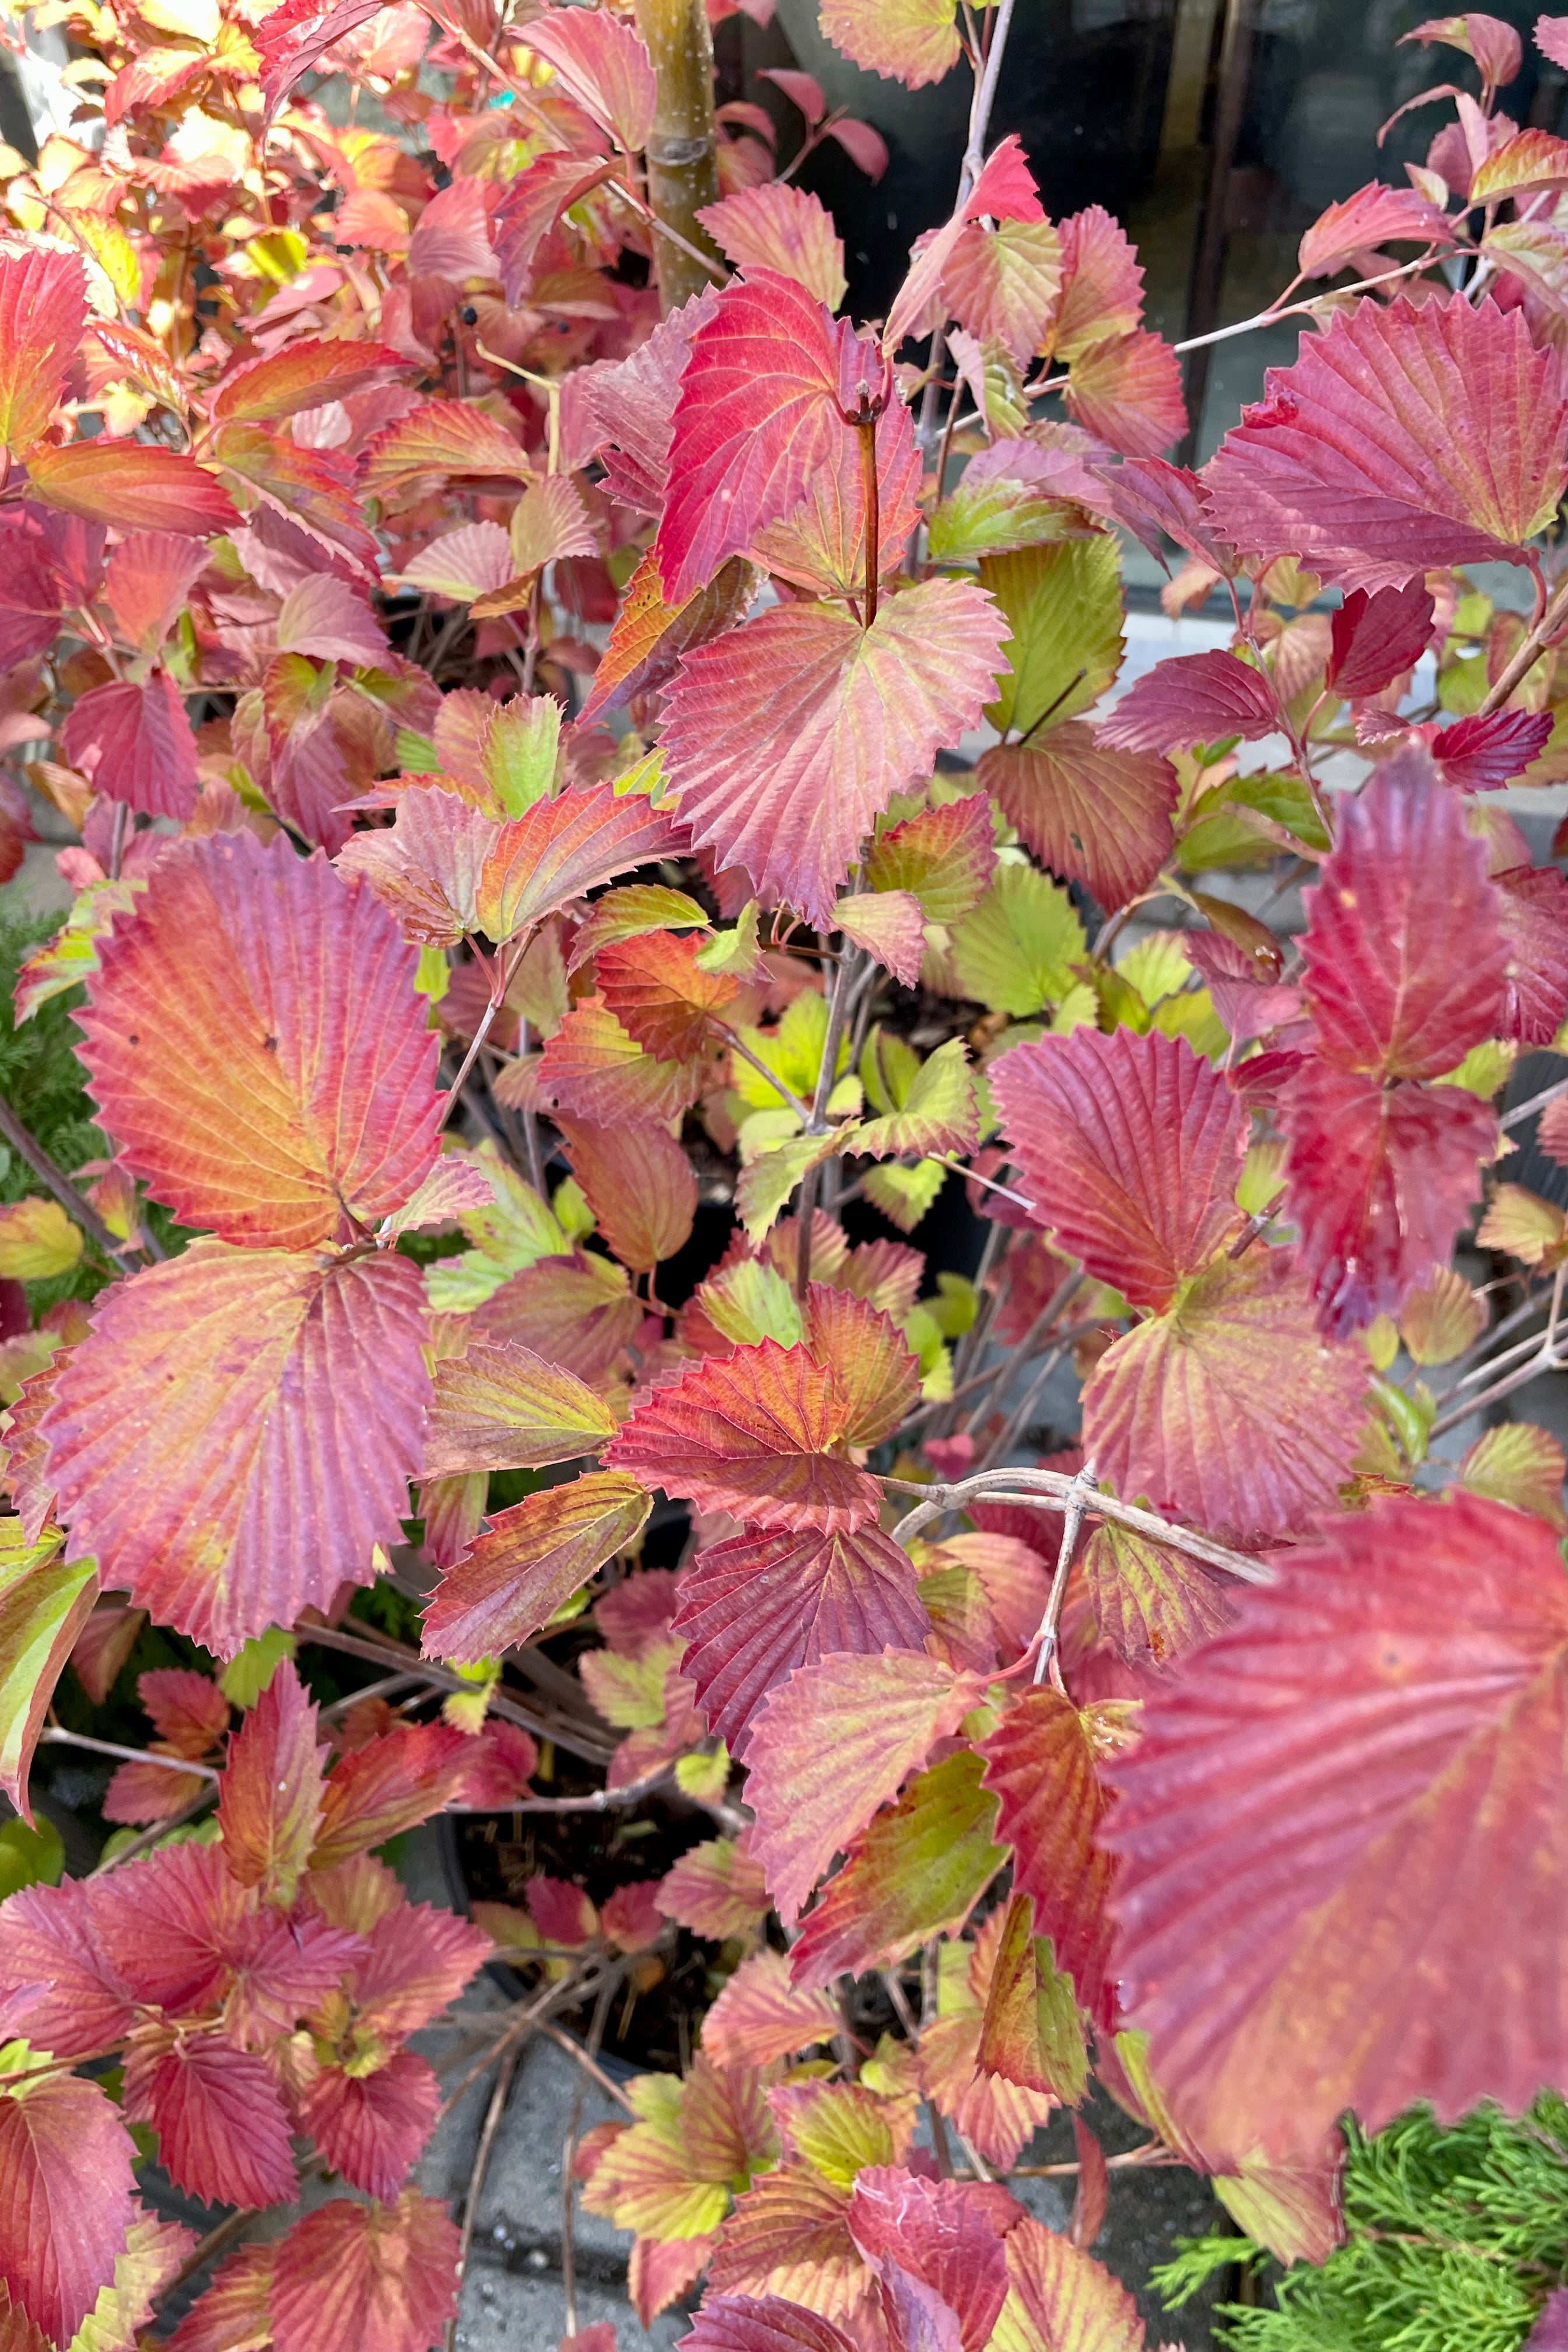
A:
951;862;1086;1016
485;695;561;816
859;1037;978;1158
0;1517;96;1815
0;1814;64;1901
928;477;1078;564
863;1159;947;1233
981;536;1124;737
220;1625;296;1708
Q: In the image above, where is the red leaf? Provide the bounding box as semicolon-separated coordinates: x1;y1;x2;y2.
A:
572;289;720;519
276;573;387;666
537;996;702;1128
300;2049;440;2202
595;928;740;1061
578;548;759;723
0;513;63;671
743;1650;979;1924
0;1877;138;2059
257;0;387;113
471;1252;642;1385
659;1834;771;1939
679;2298;857;2352
0;246;86;454
1065;328;1187;459
25;440;239;537
134;1668;227;1758
1280;1060;1499;1333
1497;863;1568;1043
1326;582;1436;698
979;726;1175;911
0;2072;138;2346
864;792;996;922
673;1522;931;1758
1405;9;1522;81
103;531;208;659
346;1898;491;2039
992;1027;1246;1310
124;2033;297;2208
212;338;410;425
219;1661;326;1906
981;1688;1130;2030
654;271;878;601
359;400;532;501
1083;1245;1370;1541
1433;706;1554;789
701;1947;843;2069
60;673;198;821
268;2190;460;2352
884;137;1043;352
1099;648;1278;754
312;1721;476;1868
605;1340;881;1535
1297;754;1507;1079
846;2168;1012;2352
335;786;501;949
659;578;1006;930
1298;182;1455;280
759;66;826;125
1108;1490;1568;2164
698;182;847;312
1205;296;1568;591
559;1118;696;1272
1051;205;1146;361
76;831;442;1249
41;1243;430;1652
526;8;657;149
748;395;922;601
421;1472;652;1660
163;2244;274;2352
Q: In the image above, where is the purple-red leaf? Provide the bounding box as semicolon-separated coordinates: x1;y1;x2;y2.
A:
1100;649;1278;754
60;673;198;822
1326;582;1436;698
0;2072;137;2346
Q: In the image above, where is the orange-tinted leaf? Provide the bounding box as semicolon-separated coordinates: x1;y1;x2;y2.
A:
596;927;741;1061
559;1116;696;1270
605;1340;881;1535
744;1650;979;1924
992;1027;1246;1311
311;1720;474;1869
944;218;1063;368
0;2071;138;2346
103;531;208;659
1065;328;1186;459
699;182;847;311
1050;205;1146;362
1082;1520;1235;1667
478;782;687;944
988;2215;1143;2352
707;2162;868;2332
359;398;532;499
473;1251;643;1385
659;1835;771;1939
980;727;1175;912
885;138;1043;351
421;1472;652;1660
803;1283;920;1446
660;578;1007;929
832;889;925;986
26;440;239;537
974;1892;1065;2096
820;0;961;88
212;338;409;425
337;785;502;948
1298;181;1454;280
0;246;87;454
864;792;996;923
702;1949;842;2070
673;1521;932;1758
215;424;379;576
1469;127;1568;202
124;2032;297;2208
163;2245;275;2352
40;1242;430;1653
1084;1246;1368;1545
268;2190;460;2352
425;1339;618;1476
790;1749;1005;1988
218;1659;325;1905
537;997;702;1127
579;548;760;723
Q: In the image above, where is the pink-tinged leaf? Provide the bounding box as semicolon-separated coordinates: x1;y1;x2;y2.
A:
827;116;891;180
992;2216;1144;2352
748;396;922;599
834;889;926;986
257;0;387;112
218;1660;326;1905
659;1834;771;1940
1327;581;1436;698
1496;863;1568;1043
992;1027;1246;1310
943;219;1063;370
400;520;514;604
1404;9;1522;82
1083;1244;1370;1542
654;271;880;602
1540;15;1568;71
211;338;408;426
1109;1490;1568;2165
0;246;87;454
102;531;209;659
820;0;962;88
982;1688;1133;2031
1083;1520;1235;1668
61;674;198;821
847;2169;1012;2352
1100;648;1277;754
425;1339;618;1478
407;177;496;285
336;786;501;949
760;66;827;124
134;1670;229;1760
660;578;1007;930
744;1650;979;1924
312;1720;475;1869
25;440;239;537
698;183;847;312
674;1523;931;1758
0;1877;138;2059
163;2244;274;2352
605;1340;881;1535
1050;204;1147;362
0;513;63;672
979;726;1175;911
559;1117;696;1271
526;8;657;149
803;1283;921;1444
493;150;618;306
1205;296;1568;591
344;1896;491;2039
884;136;1044;352
124;2033;297;2208
479;783;688;945
1065;328;1186;459
1296;754;1507;1079
359;400;531;501
422;1472;652;1661
300;2049;440;2202
1433;706;1554;789
1469;128;1568;203
537;996;702;1128
1298;182;1455;279
572;288;720;518
679;2297;857;2352
76;831;441;1250
472;1252;643;1386
40;1242;430;1653
1281;1061;1499;1333
268;2190;460;2352
864;792;996;922
1093;454;1236;574
0;2071;137;2347
578;548;760;723
275;574;387;665
701;1948;844;2068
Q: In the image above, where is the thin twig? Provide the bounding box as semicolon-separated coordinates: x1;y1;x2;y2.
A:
1478;576;1568;719
1500;1070;1568;1132
960;0;1018;192
38;1726;219;1780
0;1097;152;1270
1034;1460;1097;1692
537;2018;638;2117
91;1789;213;1873
886;1465;1273;1582
294;1623;614;1765
443;1763;673;1815
562;2084;585;2342
444;2041;522;2352
716;1025;813;1123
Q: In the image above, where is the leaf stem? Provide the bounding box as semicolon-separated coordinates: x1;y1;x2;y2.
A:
859;415;880;628
1477;573;1568;718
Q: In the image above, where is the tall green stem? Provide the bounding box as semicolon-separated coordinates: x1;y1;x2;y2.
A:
635;0;722;311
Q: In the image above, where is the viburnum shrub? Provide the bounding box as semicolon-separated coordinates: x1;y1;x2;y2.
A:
6;0;1568;2343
